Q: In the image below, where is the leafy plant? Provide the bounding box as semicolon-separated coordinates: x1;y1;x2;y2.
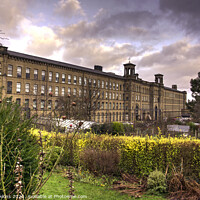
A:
0;97;39;198
147;170;167;194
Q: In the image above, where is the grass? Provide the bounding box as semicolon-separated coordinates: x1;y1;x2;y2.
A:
39;172;167;200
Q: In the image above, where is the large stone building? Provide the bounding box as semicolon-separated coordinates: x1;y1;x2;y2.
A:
0;44;186;122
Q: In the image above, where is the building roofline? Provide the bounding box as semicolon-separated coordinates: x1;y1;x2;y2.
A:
7;50;124;80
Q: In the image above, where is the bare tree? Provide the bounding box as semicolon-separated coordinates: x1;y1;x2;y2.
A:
58;78;101;121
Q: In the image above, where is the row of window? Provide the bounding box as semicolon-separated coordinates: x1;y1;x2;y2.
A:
15;98;126;111
96;112;125;123
136;95;149;102
7;65;122;90
7;81;125;100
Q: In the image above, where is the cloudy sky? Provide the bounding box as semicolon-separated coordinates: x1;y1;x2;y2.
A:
1;0;200;100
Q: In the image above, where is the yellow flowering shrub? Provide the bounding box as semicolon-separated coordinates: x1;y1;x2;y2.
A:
30;129;200;177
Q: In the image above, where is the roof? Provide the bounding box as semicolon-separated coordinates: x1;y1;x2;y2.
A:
7;50;124;80
167;125;190;133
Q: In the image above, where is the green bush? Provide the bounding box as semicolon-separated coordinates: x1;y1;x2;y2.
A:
91;122;134;135
45;146;62;171
0;97;39;197
147;170;167;194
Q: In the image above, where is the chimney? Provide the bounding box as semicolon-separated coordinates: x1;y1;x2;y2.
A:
0;44;8;55
94;65;103;71
172;85;177;90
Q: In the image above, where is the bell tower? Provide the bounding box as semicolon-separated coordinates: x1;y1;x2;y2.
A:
124;62;136;77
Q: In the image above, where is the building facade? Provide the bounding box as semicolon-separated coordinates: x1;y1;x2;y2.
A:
0;45;187;122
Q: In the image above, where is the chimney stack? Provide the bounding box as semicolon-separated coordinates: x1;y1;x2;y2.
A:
172;85;177;90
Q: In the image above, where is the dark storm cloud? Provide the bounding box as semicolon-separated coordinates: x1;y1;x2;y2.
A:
159;0;200;35
58;10;159;42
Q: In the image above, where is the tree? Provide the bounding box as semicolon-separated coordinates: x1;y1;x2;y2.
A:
58;79;101;121
187;72;200;121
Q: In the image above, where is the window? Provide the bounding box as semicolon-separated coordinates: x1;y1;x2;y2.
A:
98;80;100;88
101;102;104;110
84;77;87;86
79;89;82;97
89;78;91;86
7;81;12;94
102;91;104;99
41;85;45;95
16;98;21;105
113;103;115;109
49;86;52;93
106;92;108;99
79;77;82;85
33;99;37;110
97;102;100;110
62;74;65;83
42;70;45;81
119;103;121;109
68;87;71;94
41;100;45;110
109;92;112;99
109;102;111;109
7;65;13;76
34;69;38;80
56;72;59;83
26;68;30;79
106;102;108;109
73;88;77;96
106;81;108;89
25;83;30;93
101;113;104;123
119;94;122;100
74;76;77;85
16;83;21;93
116;83;119;90
17;66;22;78
116;93;118;100
113;83;115;90
62;87;65;96
49;71;53;81
55;87;59;96
84;89;86;96
33;85;38;95
48;100;52;110
102;81;104;88
25;99;29;108
113;93;115;99
93;79;96;87
68;75;71;84
116;103;118;109
55;100;58;109
109;82;112;89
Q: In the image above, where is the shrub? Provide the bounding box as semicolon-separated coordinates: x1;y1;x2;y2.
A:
45;146;62;171
80;148;120;175
91;122;134;135
0;97;40;197
147;170;167;194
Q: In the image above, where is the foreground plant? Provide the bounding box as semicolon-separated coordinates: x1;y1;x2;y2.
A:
0;97;39;199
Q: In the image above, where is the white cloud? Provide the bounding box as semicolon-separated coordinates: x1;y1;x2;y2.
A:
54;0;85;18
21;19;62;57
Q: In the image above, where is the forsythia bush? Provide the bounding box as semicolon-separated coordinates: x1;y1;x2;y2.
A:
31;129;200;178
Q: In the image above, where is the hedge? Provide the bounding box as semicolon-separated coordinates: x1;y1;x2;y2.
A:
31;129;200;178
